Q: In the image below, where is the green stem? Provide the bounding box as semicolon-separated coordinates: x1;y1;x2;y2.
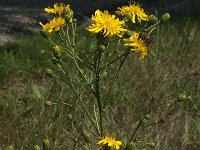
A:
128;99;176;142
144;21;160;32
103;52;129;107
94;46;103;136
56;63;100;136
100;51;130;72
95;70;103;136
71;22;76;47
73;57;96;96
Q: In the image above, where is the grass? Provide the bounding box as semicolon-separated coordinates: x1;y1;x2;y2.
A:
0;18;200;149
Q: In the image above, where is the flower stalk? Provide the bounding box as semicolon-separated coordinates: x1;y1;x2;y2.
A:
39;2;170;149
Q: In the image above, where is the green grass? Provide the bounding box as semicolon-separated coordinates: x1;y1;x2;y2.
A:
0;18;200;149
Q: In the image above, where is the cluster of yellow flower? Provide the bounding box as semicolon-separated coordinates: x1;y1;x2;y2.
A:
39;2;171;150
40;2;150;60
87;3;149;60
39;3;73;33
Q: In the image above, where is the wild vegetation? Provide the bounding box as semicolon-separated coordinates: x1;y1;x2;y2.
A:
0;2;200;150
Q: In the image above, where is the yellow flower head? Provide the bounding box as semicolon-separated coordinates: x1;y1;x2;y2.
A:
45;3;65;15
86;10;127;37
39;17;65;33
116;3;148;23
123;32;148;60
97;135;122;150
44;3;73;21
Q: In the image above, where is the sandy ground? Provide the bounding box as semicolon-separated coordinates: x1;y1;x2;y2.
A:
0;6;43;44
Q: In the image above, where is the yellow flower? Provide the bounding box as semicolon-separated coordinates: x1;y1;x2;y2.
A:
44;3;73;23
123;32;148;60
44;3;65;15
97;135;122;150
39;17;65;33
116;3;148;23
86;10;127;37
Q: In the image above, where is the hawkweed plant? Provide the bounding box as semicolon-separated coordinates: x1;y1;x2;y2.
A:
39;2;171;150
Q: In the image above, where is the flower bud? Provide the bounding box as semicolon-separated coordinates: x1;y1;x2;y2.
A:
5;146;14;150
99;45;106;52
176;94;188;102
125;142;136;150
161;13;170;22
53;45;62;59
82;130;90;143
147;142;156;147
148;15;158;23
34;145;41;150
145;114;150;120
73;18;77;23
127;30;133;36
64;5;73;23
67;114;73;121
43;138;50;150
45;69;53;77
73;138;78;143
141;117;147;126
126;13;133;21
64;14;73;23
45;101;54;106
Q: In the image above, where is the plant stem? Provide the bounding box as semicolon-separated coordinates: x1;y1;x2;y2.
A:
94;45;103;136
56;63;100;136
95;71;103;136
103;52;129;107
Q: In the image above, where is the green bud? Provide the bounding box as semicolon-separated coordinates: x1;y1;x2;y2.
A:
141;117;147;126
125;142;136;150
126;13;133;20
40;30;48;39
52;45;62;59
82;130;90;143
45;101;54;106
34;145;41;150
122;23;128;29
73;18;77;22
43;138;50;150
5;146;14;150
177;94;188;102
161;13;170;22
145;114;150;120
99;45;106;52
67;114;73;121
127;30;132;36
45;69;53;77
73;138;78;143
147;142;156;147
64;5;73;23
148;15;158;23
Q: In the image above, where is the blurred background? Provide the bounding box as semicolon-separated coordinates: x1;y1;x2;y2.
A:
0;0;199;44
